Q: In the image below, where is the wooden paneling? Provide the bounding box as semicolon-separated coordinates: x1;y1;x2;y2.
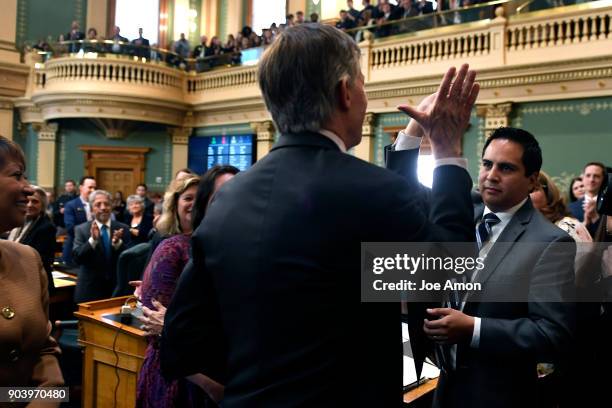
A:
79;145;150;195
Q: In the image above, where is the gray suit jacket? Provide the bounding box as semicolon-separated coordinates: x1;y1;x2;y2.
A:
433;200;576;408
386;147;576;408
73;220;131;303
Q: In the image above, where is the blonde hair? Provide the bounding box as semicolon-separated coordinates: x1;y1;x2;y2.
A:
156;176;200;236
536;171;568;224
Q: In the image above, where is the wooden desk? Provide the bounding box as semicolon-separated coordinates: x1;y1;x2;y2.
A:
403;378;438;406
50;271;76;308
53;270;77;289
75;296;147;408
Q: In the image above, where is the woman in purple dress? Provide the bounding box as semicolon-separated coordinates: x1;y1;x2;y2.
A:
136;165;239;407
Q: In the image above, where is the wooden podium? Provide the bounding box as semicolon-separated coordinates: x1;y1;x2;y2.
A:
75;296;147;408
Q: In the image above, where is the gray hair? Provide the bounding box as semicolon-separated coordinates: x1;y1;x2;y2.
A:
30;185;48;211
126;194;144;207
88;189;111;206
258;23;361;134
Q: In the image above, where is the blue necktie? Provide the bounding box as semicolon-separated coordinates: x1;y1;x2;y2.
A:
476;213;501;251
101;225;111;260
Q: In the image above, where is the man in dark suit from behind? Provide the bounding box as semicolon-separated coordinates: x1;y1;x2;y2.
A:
568;161;605;237
73;189;131;303
62;176;96;266
161;23;480;407
390;124;576;407
52;179;77;230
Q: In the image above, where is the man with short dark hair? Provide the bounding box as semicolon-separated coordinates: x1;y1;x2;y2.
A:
73;190;130;303
569;161;606;236
62;176;96;265
390;125;576;407
336;9;357;31
53;179;77;229
347;0;361;21
131;27;150;59
162;23;479;406
135;183;154;217
295;11;305;24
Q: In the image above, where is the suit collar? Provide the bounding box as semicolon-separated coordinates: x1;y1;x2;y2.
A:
472;199;534;286
271;132;342;153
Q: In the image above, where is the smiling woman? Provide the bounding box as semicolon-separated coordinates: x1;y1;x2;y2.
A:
7;184;58;294
0;135;64;397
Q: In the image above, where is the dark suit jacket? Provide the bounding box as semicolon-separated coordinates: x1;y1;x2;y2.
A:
72;220;131;303
112;242;151;297
160;132;475;407
131;36;150;59
62;197;88;264
386;147;576;408
125;213;154;245
52;192;76;227
19;215;57;294
568;198;601;237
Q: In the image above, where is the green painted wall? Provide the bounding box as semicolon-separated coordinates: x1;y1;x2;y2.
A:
16;0;87;47
13;123;39;185
373;112;404;166
242;0;249;27
56;119;171;192
306;0;321;18
218;0;229;42
510;96;612;193
188;0;202;45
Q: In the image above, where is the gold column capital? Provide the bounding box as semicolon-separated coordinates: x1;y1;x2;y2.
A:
361;112;376;137
251;120;275;142
168;127;193;145
33;122;59;141
476;103;513;136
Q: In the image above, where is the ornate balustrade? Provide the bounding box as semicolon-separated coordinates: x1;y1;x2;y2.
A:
14;0;612;127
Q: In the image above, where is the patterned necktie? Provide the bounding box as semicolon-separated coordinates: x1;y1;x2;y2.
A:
101;225;111;260
476;213;501;251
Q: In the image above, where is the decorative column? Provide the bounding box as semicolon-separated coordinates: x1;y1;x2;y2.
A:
358;30;374;83
169;127;193;178
354;112;376;163
34;122;58;190
476;103;513;138
0;0;19;64
476;103;513;158
252;120;275;161
0;99;13;139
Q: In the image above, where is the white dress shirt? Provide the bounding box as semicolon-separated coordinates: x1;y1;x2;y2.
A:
80;197;92;221
88;219;123;250
393;130;468;170
318;129;347;153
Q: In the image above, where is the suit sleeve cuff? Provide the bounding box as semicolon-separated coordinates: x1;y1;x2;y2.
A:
435;157;468;170
393;130;422;151
470;317;481;348
112;239;123;250
88;237;97;248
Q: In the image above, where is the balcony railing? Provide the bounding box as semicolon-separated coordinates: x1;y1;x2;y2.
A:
21;0;612;123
